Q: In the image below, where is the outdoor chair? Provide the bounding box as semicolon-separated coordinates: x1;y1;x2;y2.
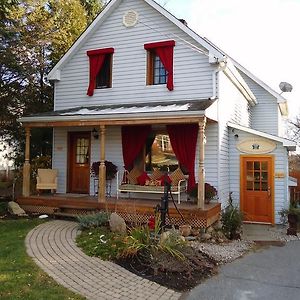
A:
36;168;58;194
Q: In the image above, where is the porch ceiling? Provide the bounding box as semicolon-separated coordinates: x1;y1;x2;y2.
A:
18;99;216;127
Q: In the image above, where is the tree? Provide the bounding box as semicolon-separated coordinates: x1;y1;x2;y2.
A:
0;0;104;166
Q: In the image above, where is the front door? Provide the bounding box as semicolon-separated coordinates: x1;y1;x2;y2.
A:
241;156;274;223
68;132;91;194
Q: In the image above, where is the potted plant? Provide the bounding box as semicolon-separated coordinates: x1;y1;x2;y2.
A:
279;205;300;236
91;161;118;180
188;183;218;204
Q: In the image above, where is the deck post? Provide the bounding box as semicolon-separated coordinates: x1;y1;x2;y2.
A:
197;117;207;209
22;127;31;197
98;125;106;202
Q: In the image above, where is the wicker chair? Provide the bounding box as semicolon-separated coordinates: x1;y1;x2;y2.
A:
36;169;58;194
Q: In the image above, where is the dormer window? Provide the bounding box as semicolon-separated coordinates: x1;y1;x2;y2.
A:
86;47;114;96
144;40;175;91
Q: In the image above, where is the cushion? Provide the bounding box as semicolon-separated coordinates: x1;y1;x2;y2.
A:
159;174;172;186
145;179;162;186
137;172;150;186
170;168;186;186
127;167;142;185
149;169;163;181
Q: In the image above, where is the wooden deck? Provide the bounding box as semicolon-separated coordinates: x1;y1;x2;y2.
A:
17;194;221;228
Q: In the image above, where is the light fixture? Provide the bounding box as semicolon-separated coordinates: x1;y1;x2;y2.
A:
92;128;99;139
234;134;239;139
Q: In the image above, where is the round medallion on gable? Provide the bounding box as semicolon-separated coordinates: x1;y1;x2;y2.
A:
123;10;139;27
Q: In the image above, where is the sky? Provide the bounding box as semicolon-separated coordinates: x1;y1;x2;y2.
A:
159;0;300;120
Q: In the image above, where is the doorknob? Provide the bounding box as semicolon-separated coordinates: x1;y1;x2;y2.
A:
268;187;271;197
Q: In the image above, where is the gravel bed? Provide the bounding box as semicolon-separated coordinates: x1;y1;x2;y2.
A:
191;240;254;264
268;225;300;242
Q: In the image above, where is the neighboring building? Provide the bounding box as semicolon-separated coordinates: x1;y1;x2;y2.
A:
0;140;14;178
19;0;296;224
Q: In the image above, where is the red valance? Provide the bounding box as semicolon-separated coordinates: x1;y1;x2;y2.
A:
166;124;198;191
121;125;152;170
144;40;175;91
86;48;114;96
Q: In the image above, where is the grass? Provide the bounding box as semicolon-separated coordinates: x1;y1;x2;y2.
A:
0;218;85;300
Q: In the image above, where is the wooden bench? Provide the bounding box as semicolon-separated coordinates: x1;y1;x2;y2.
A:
116;171;187;204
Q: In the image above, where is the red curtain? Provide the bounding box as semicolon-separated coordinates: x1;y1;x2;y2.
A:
166;124;198;191
121;125;152;170
86;48;114;96
144;40;175;91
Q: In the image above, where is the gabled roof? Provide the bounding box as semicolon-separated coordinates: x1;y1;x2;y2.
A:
47;0;226;81
228;122;296;151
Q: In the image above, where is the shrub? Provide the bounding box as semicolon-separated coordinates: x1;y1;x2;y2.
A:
77;212;110;230
221;193;243;240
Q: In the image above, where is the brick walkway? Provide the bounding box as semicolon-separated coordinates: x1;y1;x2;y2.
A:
25;220;181;300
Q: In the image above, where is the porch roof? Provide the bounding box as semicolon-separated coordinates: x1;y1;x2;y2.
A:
19;99;215;127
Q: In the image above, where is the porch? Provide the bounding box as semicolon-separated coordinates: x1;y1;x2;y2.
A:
17;194;221;228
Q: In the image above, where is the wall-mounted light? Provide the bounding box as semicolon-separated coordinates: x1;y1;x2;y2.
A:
92;128;99;139
234;134;239;139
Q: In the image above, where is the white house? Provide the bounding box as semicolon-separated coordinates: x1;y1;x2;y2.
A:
19;0;296;225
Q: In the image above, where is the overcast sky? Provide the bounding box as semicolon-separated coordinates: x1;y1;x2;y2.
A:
159;0;300;120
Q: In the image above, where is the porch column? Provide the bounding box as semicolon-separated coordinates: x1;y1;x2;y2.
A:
197;117;207;209
98;125;106;202
22;127;31;197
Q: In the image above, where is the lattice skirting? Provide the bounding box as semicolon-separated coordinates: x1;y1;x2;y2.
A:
20;204;217;228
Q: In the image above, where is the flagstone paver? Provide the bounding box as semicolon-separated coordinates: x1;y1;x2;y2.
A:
25;220;181;300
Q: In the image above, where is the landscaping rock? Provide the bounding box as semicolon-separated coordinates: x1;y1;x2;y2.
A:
213;220;223;230
160;231;171;244
206;226;214;234
201;233;212;241
109;213;127;234
8;201;27;217
179;224;192;237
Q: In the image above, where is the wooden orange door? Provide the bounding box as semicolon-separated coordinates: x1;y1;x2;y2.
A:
241;156;274;223
68;132;91;194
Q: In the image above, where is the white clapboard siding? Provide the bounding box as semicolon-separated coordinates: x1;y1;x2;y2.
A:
216;72;251;207
229;129;288;224
238;70;279;135
54;0;216;110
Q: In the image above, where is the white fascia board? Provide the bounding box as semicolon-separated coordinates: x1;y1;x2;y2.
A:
221;59;257;106
47;0;120;81
143;0;225;63
279;102;288;117
230;57;287;103
228;122;296;149
18;110;206;124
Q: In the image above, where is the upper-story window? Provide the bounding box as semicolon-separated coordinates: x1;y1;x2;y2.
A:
86;47;114;96
96;54;112;89
147;52;167;85
144;40;175;91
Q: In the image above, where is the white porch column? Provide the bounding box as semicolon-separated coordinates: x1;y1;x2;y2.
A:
22;127;31;197
98;125;106;202
197;117;207;209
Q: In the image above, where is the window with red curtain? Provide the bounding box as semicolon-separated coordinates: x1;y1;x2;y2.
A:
86;48;114;96
121;125;152;171
166;124;198;191
144;40;175;91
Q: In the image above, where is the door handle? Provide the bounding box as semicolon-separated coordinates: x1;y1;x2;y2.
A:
268;187;271;197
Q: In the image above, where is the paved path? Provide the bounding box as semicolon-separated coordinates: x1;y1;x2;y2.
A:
186;240;300;300
25;220;181;300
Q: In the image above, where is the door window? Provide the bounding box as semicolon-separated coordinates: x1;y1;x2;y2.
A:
246;160;268;191
76;138;89;164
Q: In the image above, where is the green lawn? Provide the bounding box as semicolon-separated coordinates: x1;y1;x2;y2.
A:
0;218;85;300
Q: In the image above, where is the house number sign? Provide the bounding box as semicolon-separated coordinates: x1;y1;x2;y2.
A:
237;138;276;154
